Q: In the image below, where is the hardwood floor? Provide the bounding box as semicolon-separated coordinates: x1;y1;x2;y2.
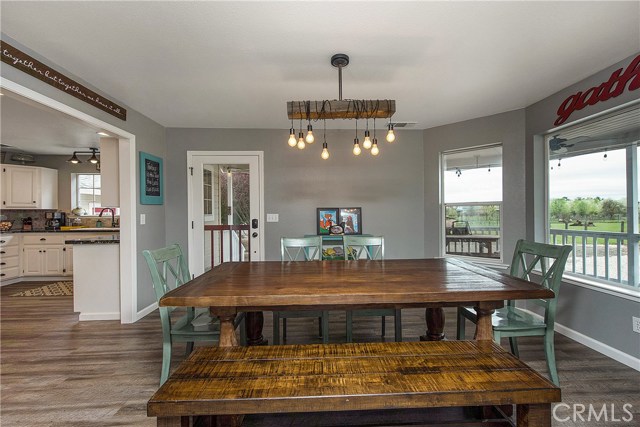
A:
1;281;638;426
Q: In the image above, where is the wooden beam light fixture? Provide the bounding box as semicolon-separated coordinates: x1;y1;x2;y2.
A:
286;54;397;159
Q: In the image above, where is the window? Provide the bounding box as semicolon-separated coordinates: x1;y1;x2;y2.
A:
546;105;639;289
441;144;503;260
72;173;119;216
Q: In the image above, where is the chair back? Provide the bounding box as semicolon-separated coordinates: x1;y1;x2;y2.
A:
143;244;194;333
343;235;384;260
281;236;322;261
508;239;572;322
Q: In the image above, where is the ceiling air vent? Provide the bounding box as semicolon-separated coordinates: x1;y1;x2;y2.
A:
392;122;417;128
10;152;36;164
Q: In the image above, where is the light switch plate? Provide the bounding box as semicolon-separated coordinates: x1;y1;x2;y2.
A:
266;213;279;222
140;214;146;225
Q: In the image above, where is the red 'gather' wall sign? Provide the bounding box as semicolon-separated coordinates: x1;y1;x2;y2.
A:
555;54;640;126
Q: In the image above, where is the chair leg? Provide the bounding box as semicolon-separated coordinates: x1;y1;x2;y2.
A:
321;311;329;344
394;309;402;342
272;312;281;345
318;316;323;338
160;340;172;385
381;316;386;337
282;318;287;341
456;308;466;340
544;330;560;386
346;310;354;343
509;337;519;358
185;341;194;356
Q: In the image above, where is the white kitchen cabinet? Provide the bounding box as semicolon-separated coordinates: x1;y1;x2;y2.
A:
63;245;73;276
0;234;21;281
22;234;66;276
1;165;58;209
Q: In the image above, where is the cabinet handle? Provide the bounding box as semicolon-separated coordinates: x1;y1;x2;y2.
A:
0;240;5;243
40;238;46;241
0;273;5;277
32;201;36;204
0;251;5;254
0;262;5;265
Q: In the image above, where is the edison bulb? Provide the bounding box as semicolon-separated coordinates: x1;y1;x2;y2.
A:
363;130;372;149
371;141;379;156
297;132;305;149
386;128;395;143
321;147;330;160
353;139;361;156
305;124;314;143
288;129;297;147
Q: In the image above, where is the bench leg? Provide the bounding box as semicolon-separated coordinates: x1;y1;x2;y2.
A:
157;416;188;427
517;403;551;427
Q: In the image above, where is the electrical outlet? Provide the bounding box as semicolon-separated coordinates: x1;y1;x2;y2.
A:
633;317;640;334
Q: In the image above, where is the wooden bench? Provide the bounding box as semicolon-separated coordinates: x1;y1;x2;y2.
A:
148;341;560;427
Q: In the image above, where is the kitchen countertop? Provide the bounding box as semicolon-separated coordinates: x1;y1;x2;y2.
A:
65;236;120;245
1;228;120;234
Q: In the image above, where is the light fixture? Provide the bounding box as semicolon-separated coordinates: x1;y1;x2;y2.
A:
287;53;397;158
97;131;110;137
455;168;462;177
321;119;329;160
353;120;361;155
386;122;395;143
288;118;296;147
67;148;100;165
603;149;608;161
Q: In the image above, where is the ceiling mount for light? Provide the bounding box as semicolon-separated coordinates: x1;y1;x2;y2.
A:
286;53;397;160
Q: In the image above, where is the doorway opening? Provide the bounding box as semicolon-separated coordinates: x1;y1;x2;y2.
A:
188;152;264;276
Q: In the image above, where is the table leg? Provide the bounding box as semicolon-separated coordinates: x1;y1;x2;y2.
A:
245;311;268;346
517;403;551;427
213;310;239;347
420;307;445;341
156;416;187;427
473;304;495;341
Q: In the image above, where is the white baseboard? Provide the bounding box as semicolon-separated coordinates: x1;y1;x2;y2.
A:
521;309;640;371
79;312;120;321
135;302;158;321
1;276;69;286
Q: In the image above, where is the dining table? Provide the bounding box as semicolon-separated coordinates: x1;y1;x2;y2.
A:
160;258;554;346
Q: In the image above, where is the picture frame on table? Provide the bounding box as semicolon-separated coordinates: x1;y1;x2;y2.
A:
317;208;339;235
339;207;362;235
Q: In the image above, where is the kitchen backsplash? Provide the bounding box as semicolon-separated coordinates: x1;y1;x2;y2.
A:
0;210;119;230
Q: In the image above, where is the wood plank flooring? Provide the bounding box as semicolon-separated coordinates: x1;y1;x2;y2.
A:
1;281;638;427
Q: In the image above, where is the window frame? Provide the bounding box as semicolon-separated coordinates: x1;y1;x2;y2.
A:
543;103;640;293
439;143;504;264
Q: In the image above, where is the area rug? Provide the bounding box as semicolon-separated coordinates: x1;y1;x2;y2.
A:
11;281;73;297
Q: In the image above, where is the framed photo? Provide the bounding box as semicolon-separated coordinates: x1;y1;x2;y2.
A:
339;208;362;235
317;208;339;235
140;151;164;205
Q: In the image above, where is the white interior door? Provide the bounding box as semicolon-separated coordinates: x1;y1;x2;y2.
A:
188;152;264;276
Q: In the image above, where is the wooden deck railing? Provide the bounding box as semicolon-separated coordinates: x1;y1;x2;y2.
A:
204;224;250;267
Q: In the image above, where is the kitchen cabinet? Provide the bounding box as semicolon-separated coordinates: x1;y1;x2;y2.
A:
22;234;66;276
0;234;21;281
100;137;119;207
1;165;58;209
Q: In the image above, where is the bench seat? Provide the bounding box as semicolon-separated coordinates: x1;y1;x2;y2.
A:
148;341;560;426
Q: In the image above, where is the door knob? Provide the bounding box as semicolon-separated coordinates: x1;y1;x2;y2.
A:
252;232;258;238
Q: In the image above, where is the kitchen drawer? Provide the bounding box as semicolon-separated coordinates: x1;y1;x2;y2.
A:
0;245;19;257
22;234;65;245
0;266;20;280
0;235;19;247
0;256;19;268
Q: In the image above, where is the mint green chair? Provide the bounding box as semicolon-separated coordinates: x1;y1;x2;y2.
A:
456;239;571;385
273;237;329;345
143;244;245;385
343;235;402;342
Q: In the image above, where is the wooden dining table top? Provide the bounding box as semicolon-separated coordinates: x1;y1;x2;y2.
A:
160;258;554;312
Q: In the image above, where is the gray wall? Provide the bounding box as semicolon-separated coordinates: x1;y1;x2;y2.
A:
164;128;425;262
422;109;527;261
0;34;166;312
524;53;640;358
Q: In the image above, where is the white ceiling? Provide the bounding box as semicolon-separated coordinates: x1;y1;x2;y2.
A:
1;1;639;134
